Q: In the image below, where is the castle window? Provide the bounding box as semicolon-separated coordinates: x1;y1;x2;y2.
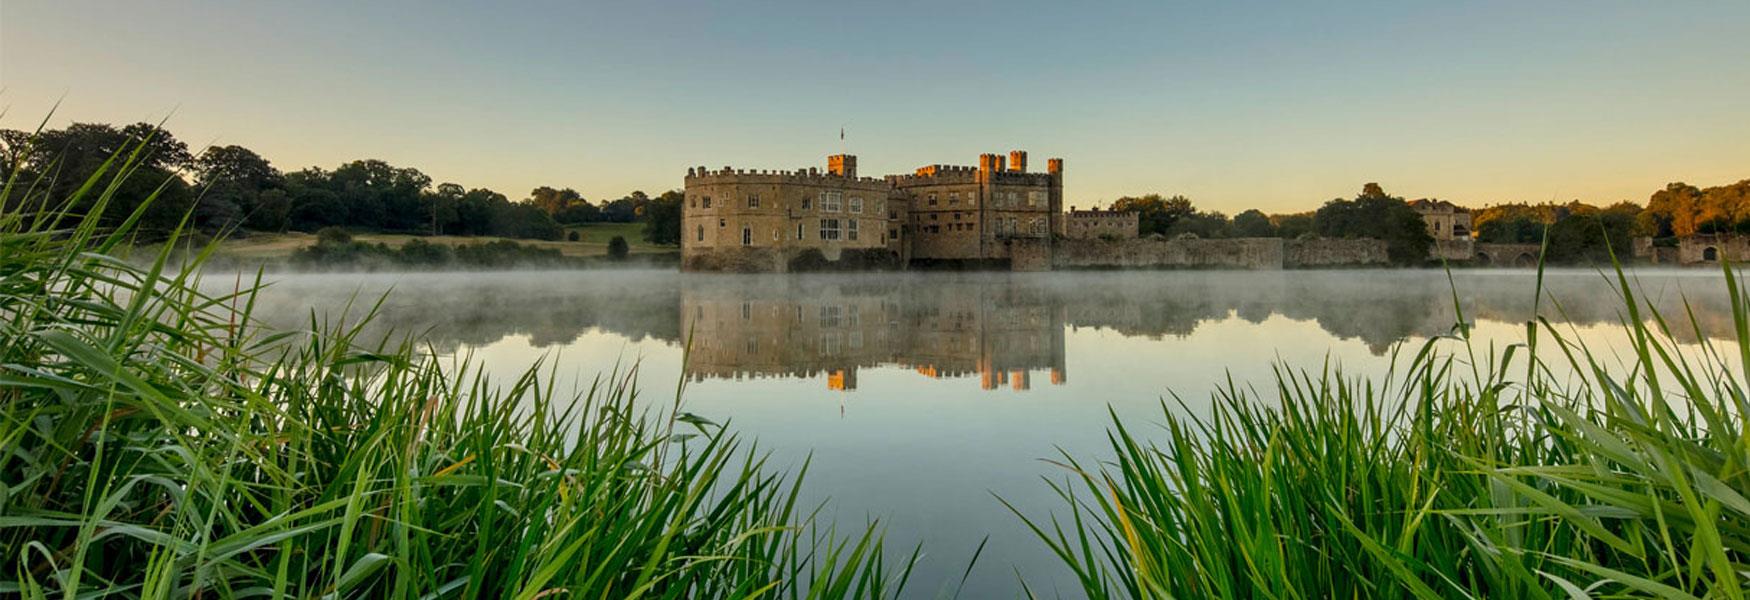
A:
890;228;899;239
820;218;841;241
719;218;726;228
802;197;812;210
928;193;938;206
949;192;959;205
1029;191;1043;207
930;213;938;221
742;227;752;246
797;222;805;240
703;196;712;209
1007;192;1018;206
821;191;843;212
697;225;704;242
848;219;859;241
849;197;863;213
748;195;760;209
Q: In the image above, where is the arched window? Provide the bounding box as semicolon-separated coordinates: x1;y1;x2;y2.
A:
696;225;704;242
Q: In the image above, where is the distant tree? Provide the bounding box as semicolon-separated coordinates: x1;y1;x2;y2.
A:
1231;209;1275;237
600;191;650;223
1473;203;1553;244
1542;201;1639;264
530;186;593;221
1312;183;1432;265
607;235;630;260
567;230;580;242
194;145;283;230
1112;194;1196;236
8;122;196;234
1271;212;1315;238
1166;211;1231;238
642;190;683;245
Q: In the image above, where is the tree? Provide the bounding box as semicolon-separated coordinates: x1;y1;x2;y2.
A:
600;191;650;223
530;186;592;221
607;235;630;260
1473;203;1553;244
1111;194;1196;236
194;145;283;230
642;190;682;245
0;122;198;235
1312;183;1433;265
1231;209;1275;237
1271;213;1315;239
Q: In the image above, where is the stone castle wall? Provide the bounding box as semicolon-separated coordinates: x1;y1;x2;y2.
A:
1053;237;1286;270
1052;237;1388;270
1284;238;1390;267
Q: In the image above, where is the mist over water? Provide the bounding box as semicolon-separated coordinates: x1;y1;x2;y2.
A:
216;267;1739;598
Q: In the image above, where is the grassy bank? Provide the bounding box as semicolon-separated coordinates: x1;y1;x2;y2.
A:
1019;259;1750;598
1;138;907;597
202;222;676;261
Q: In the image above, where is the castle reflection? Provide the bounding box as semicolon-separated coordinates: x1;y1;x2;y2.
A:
681;279;1067;391
233;269;1740;388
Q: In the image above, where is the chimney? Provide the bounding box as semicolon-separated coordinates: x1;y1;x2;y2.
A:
828;154;857;178
1009;150;1028;173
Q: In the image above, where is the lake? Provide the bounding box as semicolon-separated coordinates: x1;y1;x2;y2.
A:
228;268;1738;598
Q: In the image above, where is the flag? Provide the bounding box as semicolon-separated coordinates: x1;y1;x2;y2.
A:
839;127;844;141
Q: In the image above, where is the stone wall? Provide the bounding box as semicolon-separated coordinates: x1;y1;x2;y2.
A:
1679;234;1750;264
1052;237;1285;270
1284;238;1390;267
1052;237;1388;270
1430;238;1475;261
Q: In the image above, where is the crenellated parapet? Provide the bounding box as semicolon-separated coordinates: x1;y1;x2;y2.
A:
685;165;890;186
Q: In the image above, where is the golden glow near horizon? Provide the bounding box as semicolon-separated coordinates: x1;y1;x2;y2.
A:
3;2;1747;213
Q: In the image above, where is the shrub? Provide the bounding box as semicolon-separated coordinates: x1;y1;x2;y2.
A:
607;235;630;260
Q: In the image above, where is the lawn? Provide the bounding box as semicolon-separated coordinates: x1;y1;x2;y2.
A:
215;223;676;259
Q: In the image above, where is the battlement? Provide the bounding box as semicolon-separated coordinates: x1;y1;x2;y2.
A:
1066;206;1134;217
685;164;889;185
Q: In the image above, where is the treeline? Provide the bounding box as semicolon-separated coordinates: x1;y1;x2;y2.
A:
1110;183;1435;264
0;122;684;245
1108;178;1750;265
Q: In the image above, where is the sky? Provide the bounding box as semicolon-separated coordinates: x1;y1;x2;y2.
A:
2;1;1747;213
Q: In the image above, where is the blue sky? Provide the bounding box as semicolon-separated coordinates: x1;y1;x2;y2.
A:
3;1;1747;212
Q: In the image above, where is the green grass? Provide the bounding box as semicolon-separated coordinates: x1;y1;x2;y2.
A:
211;223;675;261
1014;248;1750;597
1;126;908;597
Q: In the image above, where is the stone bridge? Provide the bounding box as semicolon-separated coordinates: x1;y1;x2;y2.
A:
1472;243;1541;267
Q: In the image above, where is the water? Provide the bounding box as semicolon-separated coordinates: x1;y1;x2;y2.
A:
228;268;1737;598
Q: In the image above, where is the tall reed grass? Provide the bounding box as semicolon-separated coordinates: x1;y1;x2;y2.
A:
1016;254;1750;598
0;128;915;596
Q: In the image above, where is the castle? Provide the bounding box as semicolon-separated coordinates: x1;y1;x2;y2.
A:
682;151;1065;271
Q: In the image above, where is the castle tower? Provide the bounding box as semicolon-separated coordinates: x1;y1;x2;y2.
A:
1047;158;1063;178
1009;150;1028;173
828;154;857;178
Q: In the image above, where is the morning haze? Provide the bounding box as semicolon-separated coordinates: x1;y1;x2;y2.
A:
5;1;1748;213
10;2;1750;599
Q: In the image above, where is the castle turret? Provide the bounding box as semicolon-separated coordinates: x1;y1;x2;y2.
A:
1009;150;1028;173
828;154;857;178
1047;158;1063;177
